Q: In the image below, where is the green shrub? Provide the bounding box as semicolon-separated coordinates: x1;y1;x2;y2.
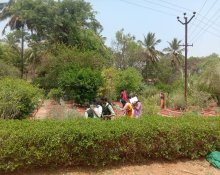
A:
140;95;160;115
115;67;143;96
0;60;20;78
169;93;186;110
98;67;119;101
0;78;43;119
47;88;64;102
59;67;103;104
139;85;160;98
0;116;219;172
188;90;212;111
155;83;173;94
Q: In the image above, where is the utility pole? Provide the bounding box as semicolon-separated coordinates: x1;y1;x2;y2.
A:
177;12;196;107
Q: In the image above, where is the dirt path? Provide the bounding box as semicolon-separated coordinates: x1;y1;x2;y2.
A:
33;100;219;119
32;100;124;119
8;159;219;175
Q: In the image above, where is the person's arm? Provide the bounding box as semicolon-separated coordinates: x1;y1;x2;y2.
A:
107;105;115;116
84;111;88;118
135;102;141;110
122;102;128;111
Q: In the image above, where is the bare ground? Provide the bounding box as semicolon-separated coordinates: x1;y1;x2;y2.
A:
6;159;219;175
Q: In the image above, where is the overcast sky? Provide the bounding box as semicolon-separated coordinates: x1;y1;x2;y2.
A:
1;0;220;57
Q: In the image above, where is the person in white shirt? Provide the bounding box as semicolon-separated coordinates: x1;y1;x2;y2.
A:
84;99;102;118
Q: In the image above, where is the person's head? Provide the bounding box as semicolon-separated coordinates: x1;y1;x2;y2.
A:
130;96;138;105
84;102;90;108
92;98;101;106
101;96;108;104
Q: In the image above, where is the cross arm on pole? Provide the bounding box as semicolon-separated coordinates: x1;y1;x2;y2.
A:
187;12;196;24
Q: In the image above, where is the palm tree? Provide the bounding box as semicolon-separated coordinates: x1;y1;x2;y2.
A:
25;40;47;79
0;0;25;78
0;0;20;34
163;38;184;71
138;32;161;81
139;32;162;63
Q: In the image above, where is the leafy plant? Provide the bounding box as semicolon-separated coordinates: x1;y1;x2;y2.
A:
115;67;143;96
98;67;119;101
59;67;103;104
0;116;219;172
47;88;64;102
0;78;43;119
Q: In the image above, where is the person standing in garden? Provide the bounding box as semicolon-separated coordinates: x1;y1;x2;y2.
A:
160;92;165;109
120;89;128;107
132;97;142;118
122;97;134;118
101;97;115;120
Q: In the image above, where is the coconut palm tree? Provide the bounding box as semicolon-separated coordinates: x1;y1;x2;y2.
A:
138;32;161;81
0;0;26;78
139;32;162;63
0;0;20;34
163;38;184;71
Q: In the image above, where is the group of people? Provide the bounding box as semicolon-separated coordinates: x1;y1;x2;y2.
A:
84;89;165;120
84;89;143;120
84;97;116;120
120;89;142;118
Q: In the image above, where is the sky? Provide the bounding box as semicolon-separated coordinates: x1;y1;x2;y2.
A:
0;0;220;57
85;0;220;57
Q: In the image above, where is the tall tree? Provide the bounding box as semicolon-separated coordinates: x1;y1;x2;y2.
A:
163;38;184;71
112;29;142;70
139;32;161;63
0;0;26;78
138;32;161;81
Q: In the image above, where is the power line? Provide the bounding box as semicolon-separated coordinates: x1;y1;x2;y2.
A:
140;0;181;13
194;17;220;34
189;0;208;36
157;0;193;13
192;11;220;43
191;5;220;42
191;22;220;41
152;0;220;30
119;0;176;17
190;0;218;41
138;0;220;42
119;0;220;43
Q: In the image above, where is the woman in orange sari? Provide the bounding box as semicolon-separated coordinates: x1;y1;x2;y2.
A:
122;99;134;118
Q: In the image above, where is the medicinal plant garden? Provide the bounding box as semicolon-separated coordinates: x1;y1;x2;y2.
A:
0;0;219;173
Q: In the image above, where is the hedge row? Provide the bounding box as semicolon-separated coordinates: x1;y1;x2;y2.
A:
0;116;220;172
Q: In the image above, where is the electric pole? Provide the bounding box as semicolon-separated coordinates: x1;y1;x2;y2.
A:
177;12;196;107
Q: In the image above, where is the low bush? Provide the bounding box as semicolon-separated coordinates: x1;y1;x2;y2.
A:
47;88;64;102
0;116;219;172
0;78;43;119
140;95;160;115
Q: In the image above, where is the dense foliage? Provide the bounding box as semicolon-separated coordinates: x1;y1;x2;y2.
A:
0;116;219;172
0;78;43;119
115;67;143;96
0;0;219;114
59;67;103;104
